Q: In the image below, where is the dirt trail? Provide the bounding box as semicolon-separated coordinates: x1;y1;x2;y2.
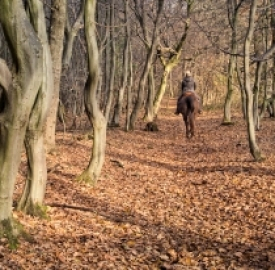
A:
3;104;275;269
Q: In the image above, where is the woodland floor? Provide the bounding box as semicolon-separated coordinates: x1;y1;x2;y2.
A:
1;99;275;270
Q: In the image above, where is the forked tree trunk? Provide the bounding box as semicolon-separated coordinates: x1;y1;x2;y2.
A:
130;0;165;130
45;0;67;151
243;0;263;161
63;1;85;68
17;0;53;216
77;0;106;185
148;0;193;120
0;0;43;222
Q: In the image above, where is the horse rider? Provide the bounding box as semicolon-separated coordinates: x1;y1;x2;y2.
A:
175;70;202;114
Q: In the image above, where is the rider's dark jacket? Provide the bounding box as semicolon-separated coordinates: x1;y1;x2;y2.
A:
181;75;196;93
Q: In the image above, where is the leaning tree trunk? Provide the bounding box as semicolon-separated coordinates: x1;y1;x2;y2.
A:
149;0;193;121
45;0;67;151
0;0;43;226
152;65;171;119
17;0;53;217
243;0;263;161
77;0;106;185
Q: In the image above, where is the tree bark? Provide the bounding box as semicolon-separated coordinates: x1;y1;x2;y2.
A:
126;41;133;131
104;0;116;123
270;0;275;116
144;67;155;122
77;0;106;185
63;0;85;68
111;0;130;126
243;0;263;161
223;0;240;124
17;0;53;216
45;0;67;151
149;0;193;120
129;0;165;130
0;0;43;221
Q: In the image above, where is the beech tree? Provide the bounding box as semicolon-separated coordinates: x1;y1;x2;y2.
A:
151;0;195;121
0;0;43;235
129;0;165;130
77;0;107;184
45;0;67;150
111;0;131;127
16;0;53;216
243;0;264;161
222;0;242;124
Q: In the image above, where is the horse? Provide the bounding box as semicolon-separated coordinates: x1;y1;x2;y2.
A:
175;91;200;139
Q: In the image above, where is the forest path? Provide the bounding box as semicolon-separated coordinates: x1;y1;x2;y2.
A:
7;104;275;269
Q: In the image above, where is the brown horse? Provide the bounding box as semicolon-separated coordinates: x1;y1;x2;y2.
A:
175;91;200;139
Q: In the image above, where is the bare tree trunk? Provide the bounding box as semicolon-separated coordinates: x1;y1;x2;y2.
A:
149;0;193;120
126;37;133;131
236;58;246;118
223;0;240;124
152;66;171;118
243;0;263;161
63;0;85;68
104;0;115;123
144;67;155;122
130;0;165;130
270;0;275;115
0;0;43;225
253;61;263;130
103;5;111;109
111;0;130;126
45;0;67;151
17;0;53;217
77;0;106;185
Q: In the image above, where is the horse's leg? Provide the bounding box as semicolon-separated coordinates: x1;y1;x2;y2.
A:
190;112;195;138
182;114;189;138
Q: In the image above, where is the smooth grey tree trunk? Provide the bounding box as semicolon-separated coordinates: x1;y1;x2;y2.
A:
126;39;133;131
144;67;155;122
45;0;67;151
77;0;106;185
111;0;130;126
243;0;263;161
129;0;165;130
63;0;85;68
104;0;115;123
223;0;240;124
17;0;53;216
0;0;43;224
150;1;193;121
